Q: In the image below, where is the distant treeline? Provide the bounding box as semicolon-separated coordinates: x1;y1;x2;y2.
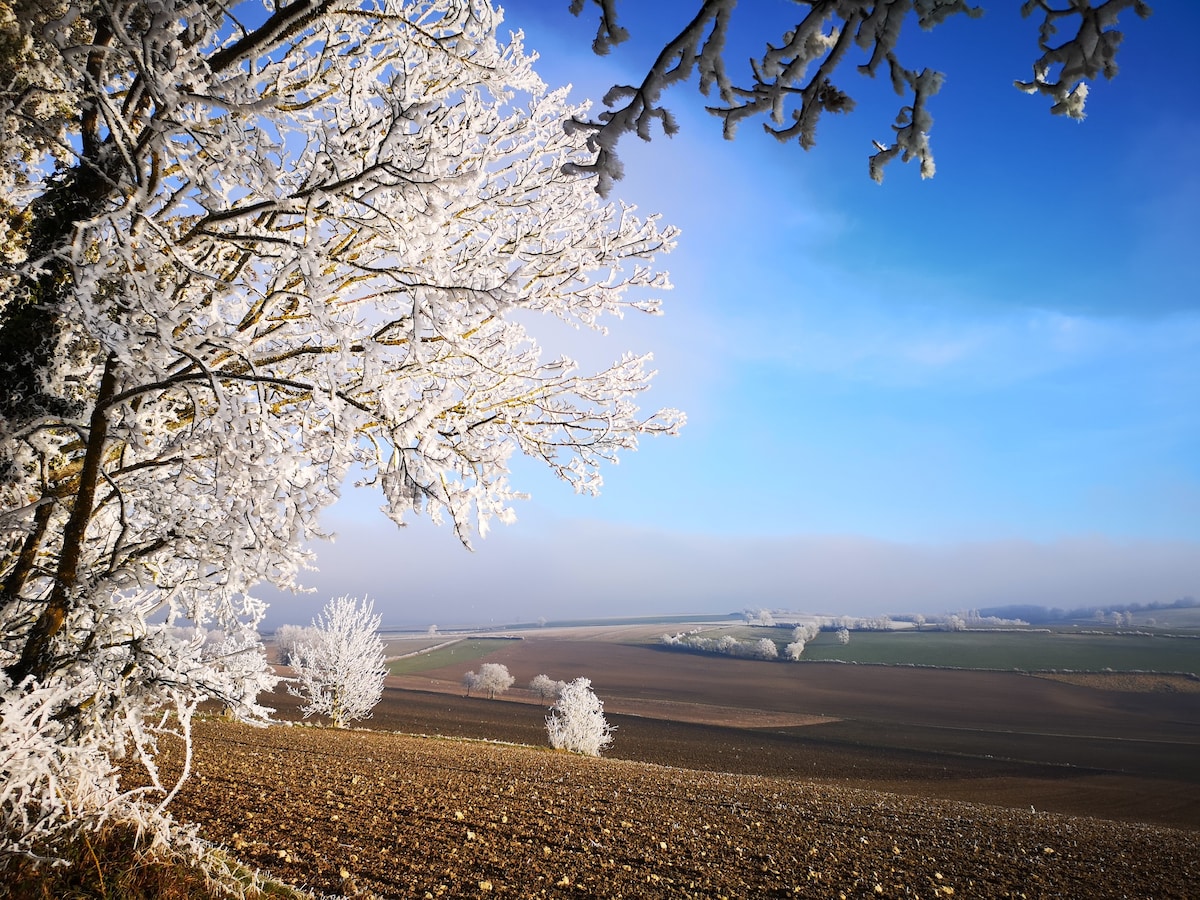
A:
978;597;1198;625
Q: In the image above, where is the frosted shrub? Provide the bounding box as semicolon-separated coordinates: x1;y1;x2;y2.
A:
546;678;614;757
287;596;387;728
753;638;779;660
785;622;822;661
662;631;783;660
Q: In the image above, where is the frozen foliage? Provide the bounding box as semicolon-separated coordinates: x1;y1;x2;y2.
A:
661;631;781;660
276;624;321;667
566;0;1152;191
464;662;515;698
796;622;822;643
942;615;968;631
0;589;275;859
0;0;679;860
754;637;779;660
745;607;776;626
286;596;387;728
530;673;568;701
785;622;821;661
546;677;614;756
837;626;852;645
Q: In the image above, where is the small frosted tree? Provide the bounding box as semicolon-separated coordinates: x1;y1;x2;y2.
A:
276;624;320;666
288;596;387;728
836;627;851;645
785;622;822;660
546;677;614;756
943;614;968;632
753;638;779;660
745;608;775;626
530;673;567;702
465;662;514;699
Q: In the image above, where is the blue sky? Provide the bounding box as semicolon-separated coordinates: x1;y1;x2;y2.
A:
263;2;1198;628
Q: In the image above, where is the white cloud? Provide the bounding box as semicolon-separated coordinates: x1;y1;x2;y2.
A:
734;301;1200;390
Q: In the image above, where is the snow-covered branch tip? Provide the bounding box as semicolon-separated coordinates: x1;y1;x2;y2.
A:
1014;0;1152;120
568;0;1151;192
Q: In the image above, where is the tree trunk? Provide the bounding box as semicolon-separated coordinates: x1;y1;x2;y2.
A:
0;499;54;615
7;354;117;684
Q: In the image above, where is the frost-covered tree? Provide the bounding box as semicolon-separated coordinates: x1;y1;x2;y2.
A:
745;607;775;626
753;637;779;660
662;630;781;660
286;596;387;728
465;662;515;699
565;0;1152;192
942;614;968;631
836;626;852;645
276;624;321;667
785;622;821;660
530;673;567;702
546;677;614;756
198;626;280;716
0;0;679;859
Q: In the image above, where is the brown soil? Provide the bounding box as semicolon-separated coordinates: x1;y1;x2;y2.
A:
382;638;1200;829
166;719;1196;899
156;638;1200;898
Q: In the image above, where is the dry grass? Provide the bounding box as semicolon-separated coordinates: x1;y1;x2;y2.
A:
0;823;307;900
1035;671;1200;693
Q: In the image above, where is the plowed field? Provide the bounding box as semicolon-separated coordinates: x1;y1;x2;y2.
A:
167;720;1196;899
158;634;1200;898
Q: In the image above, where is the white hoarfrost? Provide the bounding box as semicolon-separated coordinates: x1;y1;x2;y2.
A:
785;622;822;661
287;596;387;728
465;662;515;699
567;0;1151;191
661;631;781;660
546;677;614;757
0;0;680;860
529;673;568;701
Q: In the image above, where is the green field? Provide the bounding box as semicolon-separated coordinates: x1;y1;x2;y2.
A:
794;629;1200;673
383;623;1200;676
387;638;519;675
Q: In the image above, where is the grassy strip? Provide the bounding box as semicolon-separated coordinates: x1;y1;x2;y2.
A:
2;824;307;900
797;629;1200;672
387;638;518;675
